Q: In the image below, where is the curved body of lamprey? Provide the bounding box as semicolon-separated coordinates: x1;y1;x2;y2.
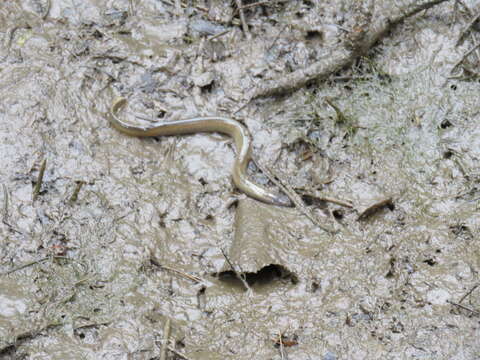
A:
109;98;292;207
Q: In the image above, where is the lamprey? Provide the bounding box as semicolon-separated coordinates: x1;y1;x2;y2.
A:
109;97;292;206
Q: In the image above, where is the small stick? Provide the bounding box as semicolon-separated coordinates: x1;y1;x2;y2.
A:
317;195;353;208
447;300;480;316
69;180;85;203
235;0;251;39
160;318;171;360
296;189;353;208
357;197;393;221
450;43;480;73
266;24;288;53
221;248;252;292
33;159;47;201
2;184;8;222
151;259;204;283
278;330;285;360
42;0;51;19
208;30;230;41
129;0;135;16
168;346;193;360
0;257;49;276
456;10;480;46
253;156;337;234
458;283;480;303
240;0;272;11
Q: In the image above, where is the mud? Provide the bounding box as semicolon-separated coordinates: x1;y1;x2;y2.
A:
0;1;479;359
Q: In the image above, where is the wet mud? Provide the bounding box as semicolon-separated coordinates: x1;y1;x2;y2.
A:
0;1;479;359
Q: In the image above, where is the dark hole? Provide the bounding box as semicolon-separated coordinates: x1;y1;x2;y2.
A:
303;0;313;7
332;209;343;220
301;194;314;206
450;84;457;90
305;30;323;41
79;332;85;339
199;177;208;186
386;202;395;211
200;82;214;93
92;30;103;39
435;249;442;253
216;264;298;288
423;258;436;266
440;119;452;129
443;151;453;159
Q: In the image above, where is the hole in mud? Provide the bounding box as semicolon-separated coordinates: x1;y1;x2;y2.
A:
303;0;314;8
305;30;323;41
332;209;343;220
423;258;436;266
443;150;454;159
217;264;298;288
440;119;452;129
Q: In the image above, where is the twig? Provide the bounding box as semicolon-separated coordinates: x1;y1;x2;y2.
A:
278;329;285;360
150;258;204;283
235;0;251;39
0;257;49;276
241;0;272;11
447;300;480;316
129;0;135;17
297;190;353;208
250;0;452;99
220;248;252;292
208;30;230;41
0;184;22;234
2;184;8;222
168;346;193;360
266;24;288;53
253;156;337;234
160;318;171;360
456;10;480;46
33;158;47;201
458;283;480;303
42;0;51;19
69;180;85;203
450;43;480;73
454;0;473;16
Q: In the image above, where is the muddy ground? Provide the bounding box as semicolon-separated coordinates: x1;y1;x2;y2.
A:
0;0;479;359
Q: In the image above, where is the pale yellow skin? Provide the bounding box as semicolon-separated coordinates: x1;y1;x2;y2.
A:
109;98;291;206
